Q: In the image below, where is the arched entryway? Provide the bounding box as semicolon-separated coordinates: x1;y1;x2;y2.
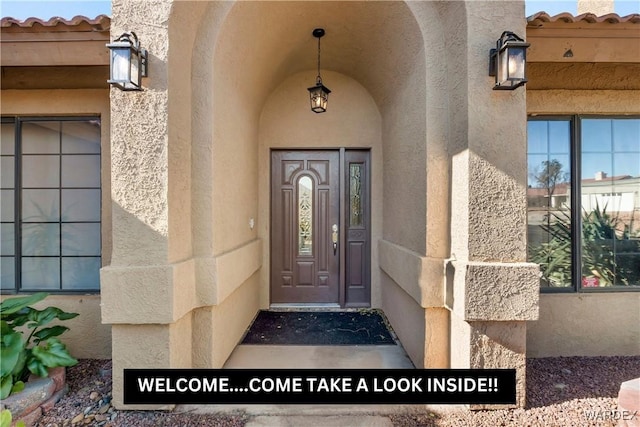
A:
103;0;537;409
185;0;443;371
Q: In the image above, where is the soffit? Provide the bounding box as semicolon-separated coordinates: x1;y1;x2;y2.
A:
526;12;640;63
0;15;110;67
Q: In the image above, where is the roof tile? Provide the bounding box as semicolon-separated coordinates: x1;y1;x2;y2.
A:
1;14;110;31
528;12;640;26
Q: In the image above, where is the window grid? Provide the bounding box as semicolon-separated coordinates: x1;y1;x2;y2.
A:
528;115;640;293
1;119;17;291
1;117;101;294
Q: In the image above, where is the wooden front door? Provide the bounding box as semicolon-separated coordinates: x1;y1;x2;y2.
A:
271;150;371;306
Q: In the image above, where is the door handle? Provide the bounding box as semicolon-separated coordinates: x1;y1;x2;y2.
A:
332;224;338;255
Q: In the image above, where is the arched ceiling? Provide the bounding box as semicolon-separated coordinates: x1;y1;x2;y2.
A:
207;1;426;112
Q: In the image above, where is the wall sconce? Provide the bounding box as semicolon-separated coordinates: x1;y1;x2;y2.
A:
307;28;331;113
488;31;530;90
107;32;148;91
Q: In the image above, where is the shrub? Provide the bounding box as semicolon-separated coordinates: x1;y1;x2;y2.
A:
530;203;640;287
0;292;78;399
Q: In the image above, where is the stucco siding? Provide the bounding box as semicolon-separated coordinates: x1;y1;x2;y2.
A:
527;293;640;357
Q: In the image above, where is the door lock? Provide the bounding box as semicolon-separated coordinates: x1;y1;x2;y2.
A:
332;224;338;255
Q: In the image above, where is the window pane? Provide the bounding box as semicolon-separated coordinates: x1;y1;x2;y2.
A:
61;155;100;187
1;123;15;155
527;120;572;288
0;257;15;289
298;176;313;256
61;223;101;256
1;156;14;187
613;119;640;152
581;118;640;288
1;224;14;255
1;190;14;221
21;258;60;290
61;189;100;221
22;189;59;222
613;153;639;178
22;223;60;256
22;155;60;188
527;121;548;154
22;122;60;154
582;119;612;153
549;121;570;154
62;257;100;290
11;118;102;293
582;153;612;181
61;121;101;154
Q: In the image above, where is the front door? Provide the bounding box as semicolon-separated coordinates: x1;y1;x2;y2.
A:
271;150;370;306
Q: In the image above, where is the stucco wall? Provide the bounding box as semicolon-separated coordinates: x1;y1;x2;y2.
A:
528;90;640;115
1;89;111;359
528;293;640;357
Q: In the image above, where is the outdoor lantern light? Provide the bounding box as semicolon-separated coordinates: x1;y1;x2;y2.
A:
107;32;148;91
489;31;530;90
307;28;331;113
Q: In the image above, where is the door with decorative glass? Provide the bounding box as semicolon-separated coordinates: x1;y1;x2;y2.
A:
270;150;370;306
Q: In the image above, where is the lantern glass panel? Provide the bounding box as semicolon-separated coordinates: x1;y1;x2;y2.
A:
508;48;525;80
130;50;140;87
309;86;329;113
111;47;130;83
498;48;508;85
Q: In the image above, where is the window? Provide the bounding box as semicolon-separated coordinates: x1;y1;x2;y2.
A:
527;116;640;291
1;117;101;293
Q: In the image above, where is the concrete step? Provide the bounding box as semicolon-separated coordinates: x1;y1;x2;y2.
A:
245;415;393;427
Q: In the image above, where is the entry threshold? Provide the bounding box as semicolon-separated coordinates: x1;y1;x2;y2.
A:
269;303;341;310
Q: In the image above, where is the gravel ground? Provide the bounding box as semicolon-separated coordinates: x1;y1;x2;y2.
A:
35;356;639;427
390;356;640;427
36;360;247;427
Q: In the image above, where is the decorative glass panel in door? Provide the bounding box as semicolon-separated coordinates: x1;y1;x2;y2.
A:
298;176;313;255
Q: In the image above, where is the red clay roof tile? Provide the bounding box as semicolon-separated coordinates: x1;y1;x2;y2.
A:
527;12;640;26
1;14;110;31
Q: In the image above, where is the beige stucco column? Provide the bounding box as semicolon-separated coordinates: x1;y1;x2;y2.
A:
446;1;540;408
100;0;198;409
101;0;264;409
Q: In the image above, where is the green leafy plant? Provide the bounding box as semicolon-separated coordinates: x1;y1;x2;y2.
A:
0;409;25;427
530;203;640;287
0;292;78;400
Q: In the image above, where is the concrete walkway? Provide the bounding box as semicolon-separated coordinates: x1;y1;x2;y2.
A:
175;343;454;425
222;344;415;369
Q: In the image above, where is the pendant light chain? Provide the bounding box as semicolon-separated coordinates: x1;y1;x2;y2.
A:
307;28;330;113
316;35;322;85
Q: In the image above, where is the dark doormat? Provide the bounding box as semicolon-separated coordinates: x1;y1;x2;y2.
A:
241;310;396;345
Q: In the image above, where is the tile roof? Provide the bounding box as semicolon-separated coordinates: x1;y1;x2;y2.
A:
528;12;640;26
1;14;110;32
